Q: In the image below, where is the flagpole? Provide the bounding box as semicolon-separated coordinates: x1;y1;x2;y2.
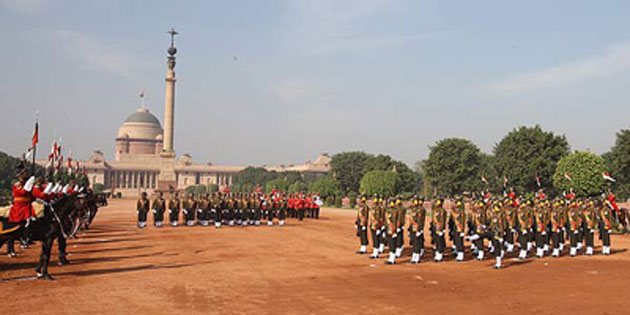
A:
31;111;39;177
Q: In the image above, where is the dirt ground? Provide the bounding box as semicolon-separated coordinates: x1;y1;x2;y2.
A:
1;199;629;315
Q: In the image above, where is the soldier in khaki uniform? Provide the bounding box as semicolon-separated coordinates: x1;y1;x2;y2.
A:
567;200;582;257
408;196;426;264
368;194;382;259
582;199;598;255
534;200;550;258
432;198;447;262
136;192;150;228
601;199;614;255
168;192;181;227
355;195;369;254
468;200;487;260
152;191;166;228
182;193;196;227
488;200;506;269
449;197;467;262
550;199;564;257
385;198;399;264
517;199;533;260
394;196;406;258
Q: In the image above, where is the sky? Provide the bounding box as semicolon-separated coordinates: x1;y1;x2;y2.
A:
1;0;630;167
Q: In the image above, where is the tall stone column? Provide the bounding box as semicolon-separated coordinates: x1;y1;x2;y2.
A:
162;28;178;157
158;28;179;194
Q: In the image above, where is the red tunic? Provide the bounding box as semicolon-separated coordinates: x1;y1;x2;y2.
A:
9;184;35;222
32;186;49;202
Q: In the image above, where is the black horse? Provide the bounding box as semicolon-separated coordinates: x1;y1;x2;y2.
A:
0;194;84;280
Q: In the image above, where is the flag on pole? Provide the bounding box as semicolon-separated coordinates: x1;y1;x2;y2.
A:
564;172;572;181
503;176;508;188
31;121;39;148
535;175;541;188
139;89;145;98
603;172;616;182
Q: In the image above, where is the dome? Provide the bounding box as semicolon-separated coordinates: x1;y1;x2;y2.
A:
124;108;162;126
117;108;163;140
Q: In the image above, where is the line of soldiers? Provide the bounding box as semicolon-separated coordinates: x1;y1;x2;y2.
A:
355;193;617;269
137;192;322;228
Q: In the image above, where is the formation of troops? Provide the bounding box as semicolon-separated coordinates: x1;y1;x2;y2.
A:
355;189;620;269
137;191;322;228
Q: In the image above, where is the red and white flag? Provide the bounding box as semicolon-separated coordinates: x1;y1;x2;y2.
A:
564;172;572;181
503;176;508;187
481;175;488;184
535;175;541;187
31;121;39;149
603;172;616;182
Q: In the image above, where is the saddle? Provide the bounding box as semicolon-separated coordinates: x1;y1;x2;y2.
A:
0;218;22;235
0;203;46;219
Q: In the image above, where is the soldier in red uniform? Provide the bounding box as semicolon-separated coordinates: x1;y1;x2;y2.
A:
8;171;36;223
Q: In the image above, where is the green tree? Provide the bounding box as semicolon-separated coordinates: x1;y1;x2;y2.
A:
493;125;569;195
363;154;421;193
288;181;309;193
553;151;606;197
310;175;341;199
265;178;289;193
603;129;630;199
232;167;277;188
330;151;372;193
423;138;483;197
359;170;402;197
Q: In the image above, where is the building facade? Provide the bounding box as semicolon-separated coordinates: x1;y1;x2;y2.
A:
74;29;330;196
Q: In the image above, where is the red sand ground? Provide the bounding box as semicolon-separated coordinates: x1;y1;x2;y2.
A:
1;198;629;314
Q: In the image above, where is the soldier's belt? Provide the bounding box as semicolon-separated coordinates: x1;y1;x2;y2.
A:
13;197;32;202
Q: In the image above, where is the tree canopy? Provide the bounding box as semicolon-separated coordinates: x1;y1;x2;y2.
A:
359;170;401;197
603;129;630;199
493;125;569;194
423;138;483;197
553;151;606;197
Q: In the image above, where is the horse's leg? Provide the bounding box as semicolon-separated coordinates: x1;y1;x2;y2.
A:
58;235;70;265
38;237;55;280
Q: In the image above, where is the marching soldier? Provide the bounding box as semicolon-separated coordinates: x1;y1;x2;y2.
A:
488;200;506;269
583;199;598;256
567;199;581;257
601;199;614;255
408;196;426;264
504;198;518;253
152;191;166;227
213;192;223;228
468;199;487;260
198;194;210;226
395;196;406;258
182;193;196;227
356;195;369;254
368;194;382;258
517;199;533;260
432;198;447;262
168;192;181;227
252;193;262;226
449;197;467;262
534;199;550;258
385;198;399;264
278;194;287;226
136;192;150;228
550;199;564;257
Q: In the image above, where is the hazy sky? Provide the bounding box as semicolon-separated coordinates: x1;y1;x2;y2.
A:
1;0;630;167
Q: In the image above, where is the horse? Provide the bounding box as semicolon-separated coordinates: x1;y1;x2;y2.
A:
617;207;629;233
0;194;85;280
